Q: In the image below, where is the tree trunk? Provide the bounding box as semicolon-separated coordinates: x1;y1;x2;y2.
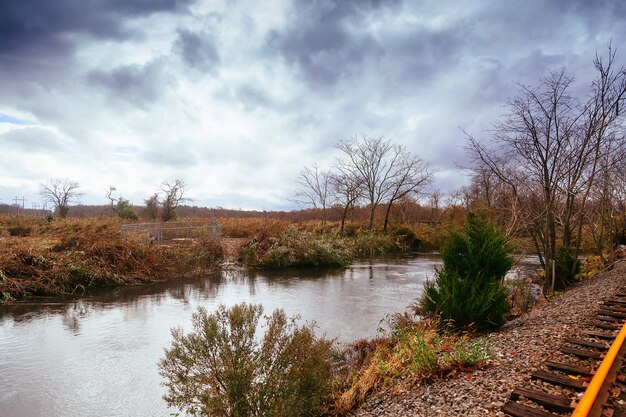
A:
340;204;349;233
383;201;393;232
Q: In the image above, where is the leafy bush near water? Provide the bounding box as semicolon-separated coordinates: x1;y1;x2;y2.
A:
419;214;514;330
159;303;335;417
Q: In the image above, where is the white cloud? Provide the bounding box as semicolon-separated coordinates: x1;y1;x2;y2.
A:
0;0;624;210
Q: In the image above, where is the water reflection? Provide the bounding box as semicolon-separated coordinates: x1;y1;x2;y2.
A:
0;254;538;417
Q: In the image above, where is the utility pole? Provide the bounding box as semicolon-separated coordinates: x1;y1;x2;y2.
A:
13;196;26;215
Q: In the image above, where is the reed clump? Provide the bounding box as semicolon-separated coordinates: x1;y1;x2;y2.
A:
346;225;420;257
236;224;422;268
238;226;353;268
0;216;223;301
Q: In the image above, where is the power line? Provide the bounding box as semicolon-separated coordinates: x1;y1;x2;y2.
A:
12;196;26;214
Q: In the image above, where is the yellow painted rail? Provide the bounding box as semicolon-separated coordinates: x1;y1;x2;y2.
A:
572;321;626;416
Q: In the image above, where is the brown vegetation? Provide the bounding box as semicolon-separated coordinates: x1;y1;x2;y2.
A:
333;313;492;414
0;216;222;301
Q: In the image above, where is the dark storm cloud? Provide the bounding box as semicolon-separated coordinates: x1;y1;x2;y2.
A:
2;0;626;208
87;59;172;107
381;30;469;95
554;0;626;29
174;29;221;73
0;0;192;75
266;0;397;86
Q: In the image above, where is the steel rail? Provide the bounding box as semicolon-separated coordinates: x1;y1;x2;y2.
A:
571;321;626;416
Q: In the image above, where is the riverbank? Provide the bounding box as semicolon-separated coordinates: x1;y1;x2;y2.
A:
0;217;223;301
349;260;626;416
0;215;426;300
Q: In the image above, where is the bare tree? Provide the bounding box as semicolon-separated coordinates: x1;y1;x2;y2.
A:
467;167;525;235
337;135;395;229
586;135;626;263
382;154;434;231
337;135;430;229
428;190;443;221
329;170;363;233
160;179;189;222
613;156;626;247
295;164;333;225
466;45;626;288
40;179;81;218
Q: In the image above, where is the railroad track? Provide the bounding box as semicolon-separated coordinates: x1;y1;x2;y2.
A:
502;289;626;417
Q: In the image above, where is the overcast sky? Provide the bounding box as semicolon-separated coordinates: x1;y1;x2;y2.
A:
1;0;625;211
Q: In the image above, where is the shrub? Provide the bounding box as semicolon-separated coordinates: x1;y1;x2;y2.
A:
238;227;353;268
577;254;604;278
506;278;538;317
115;198;138;220
389;225;421;251
419;214;514;330
349;229;399;257
159;303;335;417
553;246;580;290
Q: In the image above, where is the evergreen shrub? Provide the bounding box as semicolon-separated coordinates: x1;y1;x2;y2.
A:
419;214;514;330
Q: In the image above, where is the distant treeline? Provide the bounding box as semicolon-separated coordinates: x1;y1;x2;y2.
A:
0;199;443;226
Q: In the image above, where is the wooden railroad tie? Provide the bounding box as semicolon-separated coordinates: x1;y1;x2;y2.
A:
584;330;617;340
589;321;621;331
565;338;609;351
561;346;604;360
531;369;587;391
510;387;575;413
502;287;626;417
502;400;562;417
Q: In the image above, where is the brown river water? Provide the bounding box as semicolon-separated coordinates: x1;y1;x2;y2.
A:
0;254;539;417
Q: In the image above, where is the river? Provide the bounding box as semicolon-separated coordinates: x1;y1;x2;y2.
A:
0;254;539;417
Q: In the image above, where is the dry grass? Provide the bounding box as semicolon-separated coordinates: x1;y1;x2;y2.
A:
217;217;291;238
0;216;223;300
333;314;492;414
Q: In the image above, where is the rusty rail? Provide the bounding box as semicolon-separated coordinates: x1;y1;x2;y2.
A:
571;321;626;416
502;286;626;417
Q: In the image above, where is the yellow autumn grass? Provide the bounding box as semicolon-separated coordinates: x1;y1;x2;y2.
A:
334;315;492;414
0;216;222;300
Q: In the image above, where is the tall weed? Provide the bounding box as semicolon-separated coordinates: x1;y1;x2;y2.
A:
238;226;352;268
335;315;491;413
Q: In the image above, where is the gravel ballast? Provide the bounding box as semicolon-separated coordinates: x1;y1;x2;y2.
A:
350;260;626;417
